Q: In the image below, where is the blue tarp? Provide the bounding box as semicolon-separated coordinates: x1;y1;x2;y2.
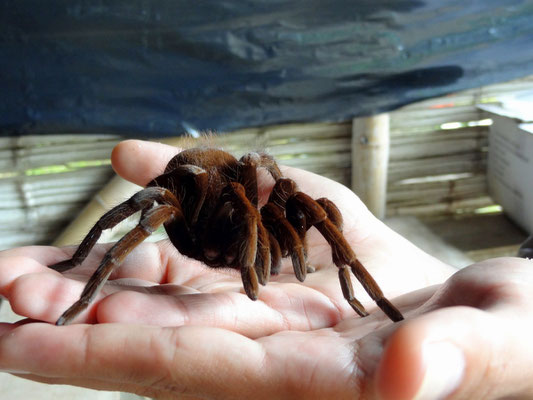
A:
1;0;533;136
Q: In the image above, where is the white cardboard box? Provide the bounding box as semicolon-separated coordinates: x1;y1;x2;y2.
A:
480;98;533;234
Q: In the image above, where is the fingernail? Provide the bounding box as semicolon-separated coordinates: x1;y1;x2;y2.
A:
413;341;465;400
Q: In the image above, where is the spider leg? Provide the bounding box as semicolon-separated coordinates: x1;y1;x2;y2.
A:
255;219;271;285
261;178;309;280
262;179;308;280
231;183;262;299
49;186;180;273
239;152;282;205
237;155;278;284
267;177;298;210
261;203;307;282
268;231;282;275
255;152;282;180
286;192;404;322
296;197;343;276
238;153;260;207
204;182;265;299
55;203;182;326
339;266;369;317
316;198;343;231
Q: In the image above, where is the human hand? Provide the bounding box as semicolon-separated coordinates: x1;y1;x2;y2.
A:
3;256;533;399
3;140;527;399
1;140;453;331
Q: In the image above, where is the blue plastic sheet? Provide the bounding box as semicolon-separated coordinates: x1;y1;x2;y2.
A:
1;0;533;136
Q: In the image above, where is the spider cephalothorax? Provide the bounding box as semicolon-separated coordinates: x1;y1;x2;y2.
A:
50;147;403;325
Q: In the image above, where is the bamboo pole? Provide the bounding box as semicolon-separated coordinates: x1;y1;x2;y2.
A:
351;113;390;219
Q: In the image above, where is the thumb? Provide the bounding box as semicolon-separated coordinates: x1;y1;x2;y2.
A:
375;306;533;400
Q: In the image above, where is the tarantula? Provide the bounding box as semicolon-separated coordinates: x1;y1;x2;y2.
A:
50;147;403;325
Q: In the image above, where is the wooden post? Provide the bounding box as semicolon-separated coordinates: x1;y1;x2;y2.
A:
351;113;390;219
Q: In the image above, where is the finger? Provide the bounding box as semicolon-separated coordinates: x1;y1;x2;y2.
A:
0;321;372;399
96;278;348;338
5;259;343;331
0;322;265;399
5;271;123;324
375;258;533;400
111;139;181;186
375;305;533;400
2;251;345;330
102;262;427;338
100;269;438;339
0;255;53;298
418;257;533;315
0;241;214;285
5;264;215;325
0;250;156;324
0;245;69;264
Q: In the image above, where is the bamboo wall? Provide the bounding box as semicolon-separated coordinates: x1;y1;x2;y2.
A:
1;76;533;250
0;135;120;250
387;76;533;216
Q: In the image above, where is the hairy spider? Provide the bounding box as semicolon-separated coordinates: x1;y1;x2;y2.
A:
50;147;403;325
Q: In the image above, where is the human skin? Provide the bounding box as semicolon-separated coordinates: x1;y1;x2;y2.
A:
1;140;532;399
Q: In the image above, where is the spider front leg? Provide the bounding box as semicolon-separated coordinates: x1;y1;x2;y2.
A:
50;165;205;273
203;182;272;300
237;153;284;282
56;203;183;325
49;187;182;273
286;192;404;322
238;152;282;207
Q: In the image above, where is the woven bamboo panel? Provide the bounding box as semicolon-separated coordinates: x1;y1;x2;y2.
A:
386;75;533;217
0;135;120;249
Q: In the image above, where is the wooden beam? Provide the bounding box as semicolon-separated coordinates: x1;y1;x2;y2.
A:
351;113;390;219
